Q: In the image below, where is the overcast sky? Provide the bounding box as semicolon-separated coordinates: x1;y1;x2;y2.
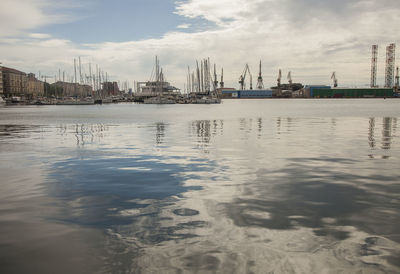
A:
0;0;399;89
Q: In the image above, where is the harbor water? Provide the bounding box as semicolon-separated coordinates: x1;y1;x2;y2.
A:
0;99;399;273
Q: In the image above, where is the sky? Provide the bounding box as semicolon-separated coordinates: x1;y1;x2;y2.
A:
0;0;400;90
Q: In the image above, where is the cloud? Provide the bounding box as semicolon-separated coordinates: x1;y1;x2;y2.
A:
0;0;82;37
177;24;192;29
29;33;52;39
0;0;47;37
1;0;400;89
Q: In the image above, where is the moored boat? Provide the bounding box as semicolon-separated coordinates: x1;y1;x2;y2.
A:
143;96;176;104
57;97;95;105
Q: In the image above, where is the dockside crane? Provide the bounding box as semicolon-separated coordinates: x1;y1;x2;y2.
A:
239;64;253;90
257;60;264;89
213;64;218;91
287;71;292;87
220;68;224;88
277;69;282;87
331;72;338;87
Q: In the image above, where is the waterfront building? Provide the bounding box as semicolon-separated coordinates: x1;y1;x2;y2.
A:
102;81;120;96
134;57;180;102
137;80;179;95
1;67;27;98
26;73;44;98
52;81;92;98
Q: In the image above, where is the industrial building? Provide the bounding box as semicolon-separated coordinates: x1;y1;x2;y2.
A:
303;85;331;97
219;89;273;98
311;87;393;98
217;88;236;98
238;89;273;98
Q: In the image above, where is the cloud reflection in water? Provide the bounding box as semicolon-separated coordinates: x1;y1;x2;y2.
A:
1;104;399;273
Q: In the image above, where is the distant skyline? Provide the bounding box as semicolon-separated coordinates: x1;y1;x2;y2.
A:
1;0;399;90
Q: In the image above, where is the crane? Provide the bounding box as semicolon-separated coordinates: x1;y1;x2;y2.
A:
287;71;292;86
213;64;218;91
331;72;338;87
257;60;264;89
277;69;282;87
238;64;252;90
220;68;224;88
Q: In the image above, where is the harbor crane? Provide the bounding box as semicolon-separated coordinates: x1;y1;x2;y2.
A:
287;71;292;86
331;72;338;87
41;75;52;83
257;60;264;89
277;69;282;87
220;68;224;88
213;64;218;91
239;63;252;90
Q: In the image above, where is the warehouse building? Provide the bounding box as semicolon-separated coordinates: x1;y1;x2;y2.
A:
311;88;393;98
239;89;273;98
219;88;273;99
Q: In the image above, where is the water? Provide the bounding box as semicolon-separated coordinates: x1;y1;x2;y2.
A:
0;99;399;273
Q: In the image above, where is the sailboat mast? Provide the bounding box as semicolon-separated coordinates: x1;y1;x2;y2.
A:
201;60;204;93
79;57;82;84
89;63;92;89
196;61;200;93
74;58;77;85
